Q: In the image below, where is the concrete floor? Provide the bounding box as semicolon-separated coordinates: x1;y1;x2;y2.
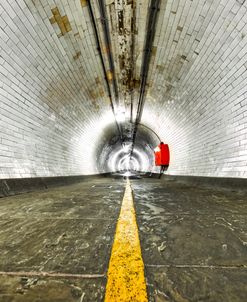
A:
132;178;247;302
0;176;246;301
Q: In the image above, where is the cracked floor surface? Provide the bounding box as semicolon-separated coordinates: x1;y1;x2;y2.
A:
0;175;246;301
132;177;247;302
0;177;124;302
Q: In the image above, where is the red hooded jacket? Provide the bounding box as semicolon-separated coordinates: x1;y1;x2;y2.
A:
154;143;170;166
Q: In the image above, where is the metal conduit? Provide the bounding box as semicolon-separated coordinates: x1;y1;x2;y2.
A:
87;0;123;141
98;0;119;104
130;0;160;157
130;0;137;124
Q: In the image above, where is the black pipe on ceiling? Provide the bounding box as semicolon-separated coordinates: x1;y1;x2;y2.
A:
130;0;161;157
87;0;123;141
98;0;119;104
130;0;137;124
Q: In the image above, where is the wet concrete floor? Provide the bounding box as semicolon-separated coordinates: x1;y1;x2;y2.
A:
0;177;124;302
0;176;246;301
132;178;247;302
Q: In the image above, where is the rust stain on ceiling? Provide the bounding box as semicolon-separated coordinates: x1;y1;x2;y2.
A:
50;7;72;36
73;51;81;60
80;0;88;7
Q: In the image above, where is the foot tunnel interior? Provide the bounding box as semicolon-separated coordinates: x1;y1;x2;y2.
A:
0;0;247;301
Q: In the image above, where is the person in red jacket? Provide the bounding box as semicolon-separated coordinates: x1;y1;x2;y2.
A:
154;142;170;178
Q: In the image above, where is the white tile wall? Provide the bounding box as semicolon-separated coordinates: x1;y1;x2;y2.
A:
144;0;247;178
0;0;116;178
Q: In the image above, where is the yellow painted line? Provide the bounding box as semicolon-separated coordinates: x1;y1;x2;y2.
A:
104;179;148;302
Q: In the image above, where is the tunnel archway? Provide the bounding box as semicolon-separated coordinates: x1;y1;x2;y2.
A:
95;122;165;173
1;1;247;301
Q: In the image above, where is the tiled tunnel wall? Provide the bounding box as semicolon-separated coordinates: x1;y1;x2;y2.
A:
143;0;247;178
1;0;247;178
0;0;114;178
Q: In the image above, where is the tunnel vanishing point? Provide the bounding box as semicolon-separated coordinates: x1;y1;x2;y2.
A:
0;0;247;301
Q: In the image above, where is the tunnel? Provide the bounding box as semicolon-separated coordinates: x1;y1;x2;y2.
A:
0;0;247;301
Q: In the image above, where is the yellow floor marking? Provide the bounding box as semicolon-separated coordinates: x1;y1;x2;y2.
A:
104;179;148;302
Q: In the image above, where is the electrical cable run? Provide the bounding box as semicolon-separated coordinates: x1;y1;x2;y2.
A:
130;0;161;157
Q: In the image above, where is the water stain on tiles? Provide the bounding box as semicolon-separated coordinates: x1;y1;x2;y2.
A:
73;51;81;60
50;7;72;36
80;0;88;7
118;10;124;35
